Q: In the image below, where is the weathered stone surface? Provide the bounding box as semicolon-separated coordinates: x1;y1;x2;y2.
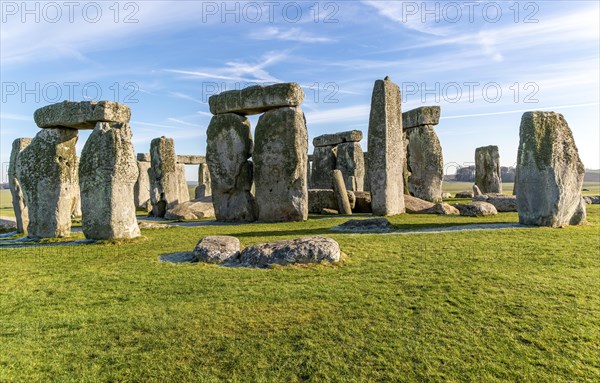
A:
307;189;355;214
516;112;586;227
8;138;32;233
353;191;372;213
165;200;215;220
474;194;518;212
455;191;474;198
209;82;304;116
367;77;405;216
134;161;152;212
473;184;483;196
311;146;337;189
442;192;452;199
453;201;498;217
193;236;240;264
17;128;79;238
333;218;394;233
177;155;206;164
404;195;435;214
137;153;151;162
195;162;212;198
321;208;339;215
583;196;600;204
79;122;140;240
254;106;308;222
405;125;443;202
332;170;352;215
237;236;340;268
424;203;460;215
176;163;191;205
475;145;502;194
34;100;130;129
336;142;365;191
313;130;363;147
150;137;181;218
402;106;441;129
71;180;82;218
206;113;257;222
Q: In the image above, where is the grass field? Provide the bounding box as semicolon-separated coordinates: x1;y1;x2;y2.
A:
1;202;599;381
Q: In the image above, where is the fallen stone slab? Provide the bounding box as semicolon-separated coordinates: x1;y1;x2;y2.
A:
193;236;240;264
321;208;339;215
404;194;436;214
332;218;394;233
308;189;355;214
455;191;474;198
402;106;441;129
313;130;363;147
209;82;304;115
236;236;340;268
453;201;498;217
474;194;518;212
424;203;460;215
34;100;130;129
583;196;600;204
164;200;215;220
353;191;372;213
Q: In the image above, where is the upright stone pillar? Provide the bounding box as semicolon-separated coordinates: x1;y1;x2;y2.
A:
402;106;443;202
8;138;32;233
176;163;191;204
206;113;257;222
16;128;79;238
79;122;140;239
336;142;365;192
311;146;337;189
254;106;308;222
475;145;502;194
367;76;405;215
516;111;586;227
149;137;179;218
134;160;152;212
195;162;212;198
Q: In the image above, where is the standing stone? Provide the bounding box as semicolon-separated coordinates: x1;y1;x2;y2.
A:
254;106;308;222
336;142;365;191
311;146;337;189
516;112;586;227
195;162;212;199
405;126;443;202
16;128;78;238
332;170;352;215
176;163;191;204
8;138;32;233
71;178;82;218
149;137;180;218
475;145;502;194
79;122;140;239
134;161;152;212
206;113;257;222
367;77;405;215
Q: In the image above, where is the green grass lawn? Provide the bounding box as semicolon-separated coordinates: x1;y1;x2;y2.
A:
1;206;599;382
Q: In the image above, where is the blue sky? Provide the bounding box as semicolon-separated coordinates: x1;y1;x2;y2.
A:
1;0;599;181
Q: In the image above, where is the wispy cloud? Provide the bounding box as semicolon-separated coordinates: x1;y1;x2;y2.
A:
442;102;600;120
165;51;286;84
249;27;334;43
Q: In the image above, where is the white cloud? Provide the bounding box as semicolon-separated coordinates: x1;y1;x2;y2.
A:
249;27;334;43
